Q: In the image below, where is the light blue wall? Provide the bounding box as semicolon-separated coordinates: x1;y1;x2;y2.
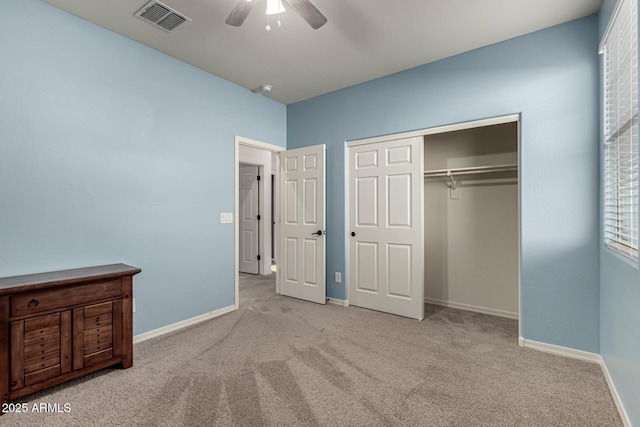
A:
0;0;286;335
599;1;640;424
288;16;601;352
2;0;633;418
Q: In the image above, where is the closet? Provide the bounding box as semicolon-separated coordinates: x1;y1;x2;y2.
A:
347;117;519;322
423;122;519;319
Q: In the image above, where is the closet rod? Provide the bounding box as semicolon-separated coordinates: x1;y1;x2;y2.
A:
423;164;518;177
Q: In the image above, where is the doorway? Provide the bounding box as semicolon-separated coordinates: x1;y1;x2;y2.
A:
234;137;284;309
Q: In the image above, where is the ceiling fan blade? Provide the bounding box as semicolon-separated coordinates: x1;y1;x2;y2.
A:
225;0;254;27
282;0;327;29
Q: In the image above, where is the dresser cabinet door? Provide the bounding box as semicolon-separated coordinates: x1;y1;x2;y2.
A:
10;312;72;391
73;301;123;370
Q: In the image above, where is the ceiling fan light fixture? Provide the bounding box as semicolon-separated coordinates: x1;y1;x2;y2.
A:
226;0;326;30
266;0;286;15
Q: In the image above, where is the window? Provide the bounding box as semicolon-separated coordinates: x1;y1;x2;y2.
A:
602;0;639;261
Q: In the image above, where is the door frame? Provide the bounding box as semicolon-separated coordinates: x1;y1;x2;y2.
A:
346;113;521;335
234;136;285;309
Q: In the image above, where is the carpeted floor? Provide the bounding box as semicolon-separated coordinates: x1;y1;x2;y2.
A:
3;273;622;426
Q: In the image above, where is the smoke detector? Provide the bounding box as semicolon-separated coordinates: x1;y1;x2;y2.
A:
251;84;274;96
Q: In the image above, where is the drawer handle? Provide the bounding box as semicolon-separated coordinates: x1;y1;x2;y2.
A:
28;299;40;308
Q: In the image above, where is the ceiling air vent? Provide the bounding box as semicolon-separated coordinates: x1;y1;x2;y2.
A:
135;1;191;32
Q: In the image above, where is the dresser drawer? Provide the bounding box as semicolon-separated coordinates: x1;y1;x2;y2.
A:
11;280;121;317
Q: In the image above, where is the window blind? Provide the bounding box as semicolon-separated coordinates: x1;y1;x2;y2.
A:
602;0;639;261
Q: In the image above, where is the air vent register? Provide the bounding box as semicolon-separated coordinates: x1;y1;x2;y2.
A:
135;1;191;32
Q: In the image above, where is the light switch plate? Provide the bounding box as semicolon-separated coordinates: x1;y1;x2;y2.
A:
220;212;233;223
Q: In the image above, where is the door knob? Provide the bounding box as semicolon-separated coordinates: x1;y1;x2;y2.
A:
351;232;356;237
312;230;323;236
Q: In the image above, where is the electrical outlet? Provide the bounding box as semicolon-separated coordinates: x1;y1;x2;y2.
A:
335;272;342;283
133;298;136;313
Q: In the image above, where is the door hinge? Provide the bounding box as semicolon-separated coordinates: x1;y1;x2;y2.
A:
257;255;261;261
257;175;261;181
257;215;261;220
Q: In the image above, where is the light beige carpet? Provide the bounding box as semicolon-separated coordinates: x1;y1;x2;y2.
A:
3;273;622;426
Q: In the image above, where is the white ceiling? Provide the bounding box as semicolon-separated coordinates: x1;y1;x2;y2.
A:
42;0;602;104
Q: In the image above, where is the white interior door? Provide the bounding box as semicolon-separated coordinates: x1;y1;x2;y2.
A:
239;164;259;274
348;137;424;320
279;145;326;304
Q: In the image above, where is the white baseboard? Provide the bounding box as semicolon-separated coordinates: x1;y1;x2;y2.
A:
425;297;518;319
326;297;348;307
518;337;601;363
133;304;236;344
519;337;632;426
599;357;632;427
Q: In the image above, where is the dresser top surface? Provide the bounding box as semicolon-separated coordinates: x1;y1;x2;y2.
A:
0;264;141;295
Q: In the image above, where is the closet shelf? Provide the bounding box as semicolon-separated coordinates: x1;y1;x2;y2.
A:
423;164;518;178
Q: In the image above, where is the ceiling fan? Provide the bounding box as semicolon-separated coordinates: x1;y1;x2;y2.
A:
226;0;327;30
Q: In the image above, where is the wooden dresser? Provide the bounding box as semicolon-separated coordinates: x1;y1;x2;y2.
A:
0;264;141;404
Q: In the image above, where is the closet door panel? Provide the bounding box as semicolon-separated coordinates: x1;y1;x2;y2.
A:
348;137;424;320
355;241;379;292
356;150;378;168
387;244;412;298
387;174;412;227
386;145;413;165
356;177;378;226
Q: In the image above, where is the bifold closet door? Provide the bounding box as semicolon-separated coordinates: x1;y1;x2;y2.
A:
348;136;424;320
